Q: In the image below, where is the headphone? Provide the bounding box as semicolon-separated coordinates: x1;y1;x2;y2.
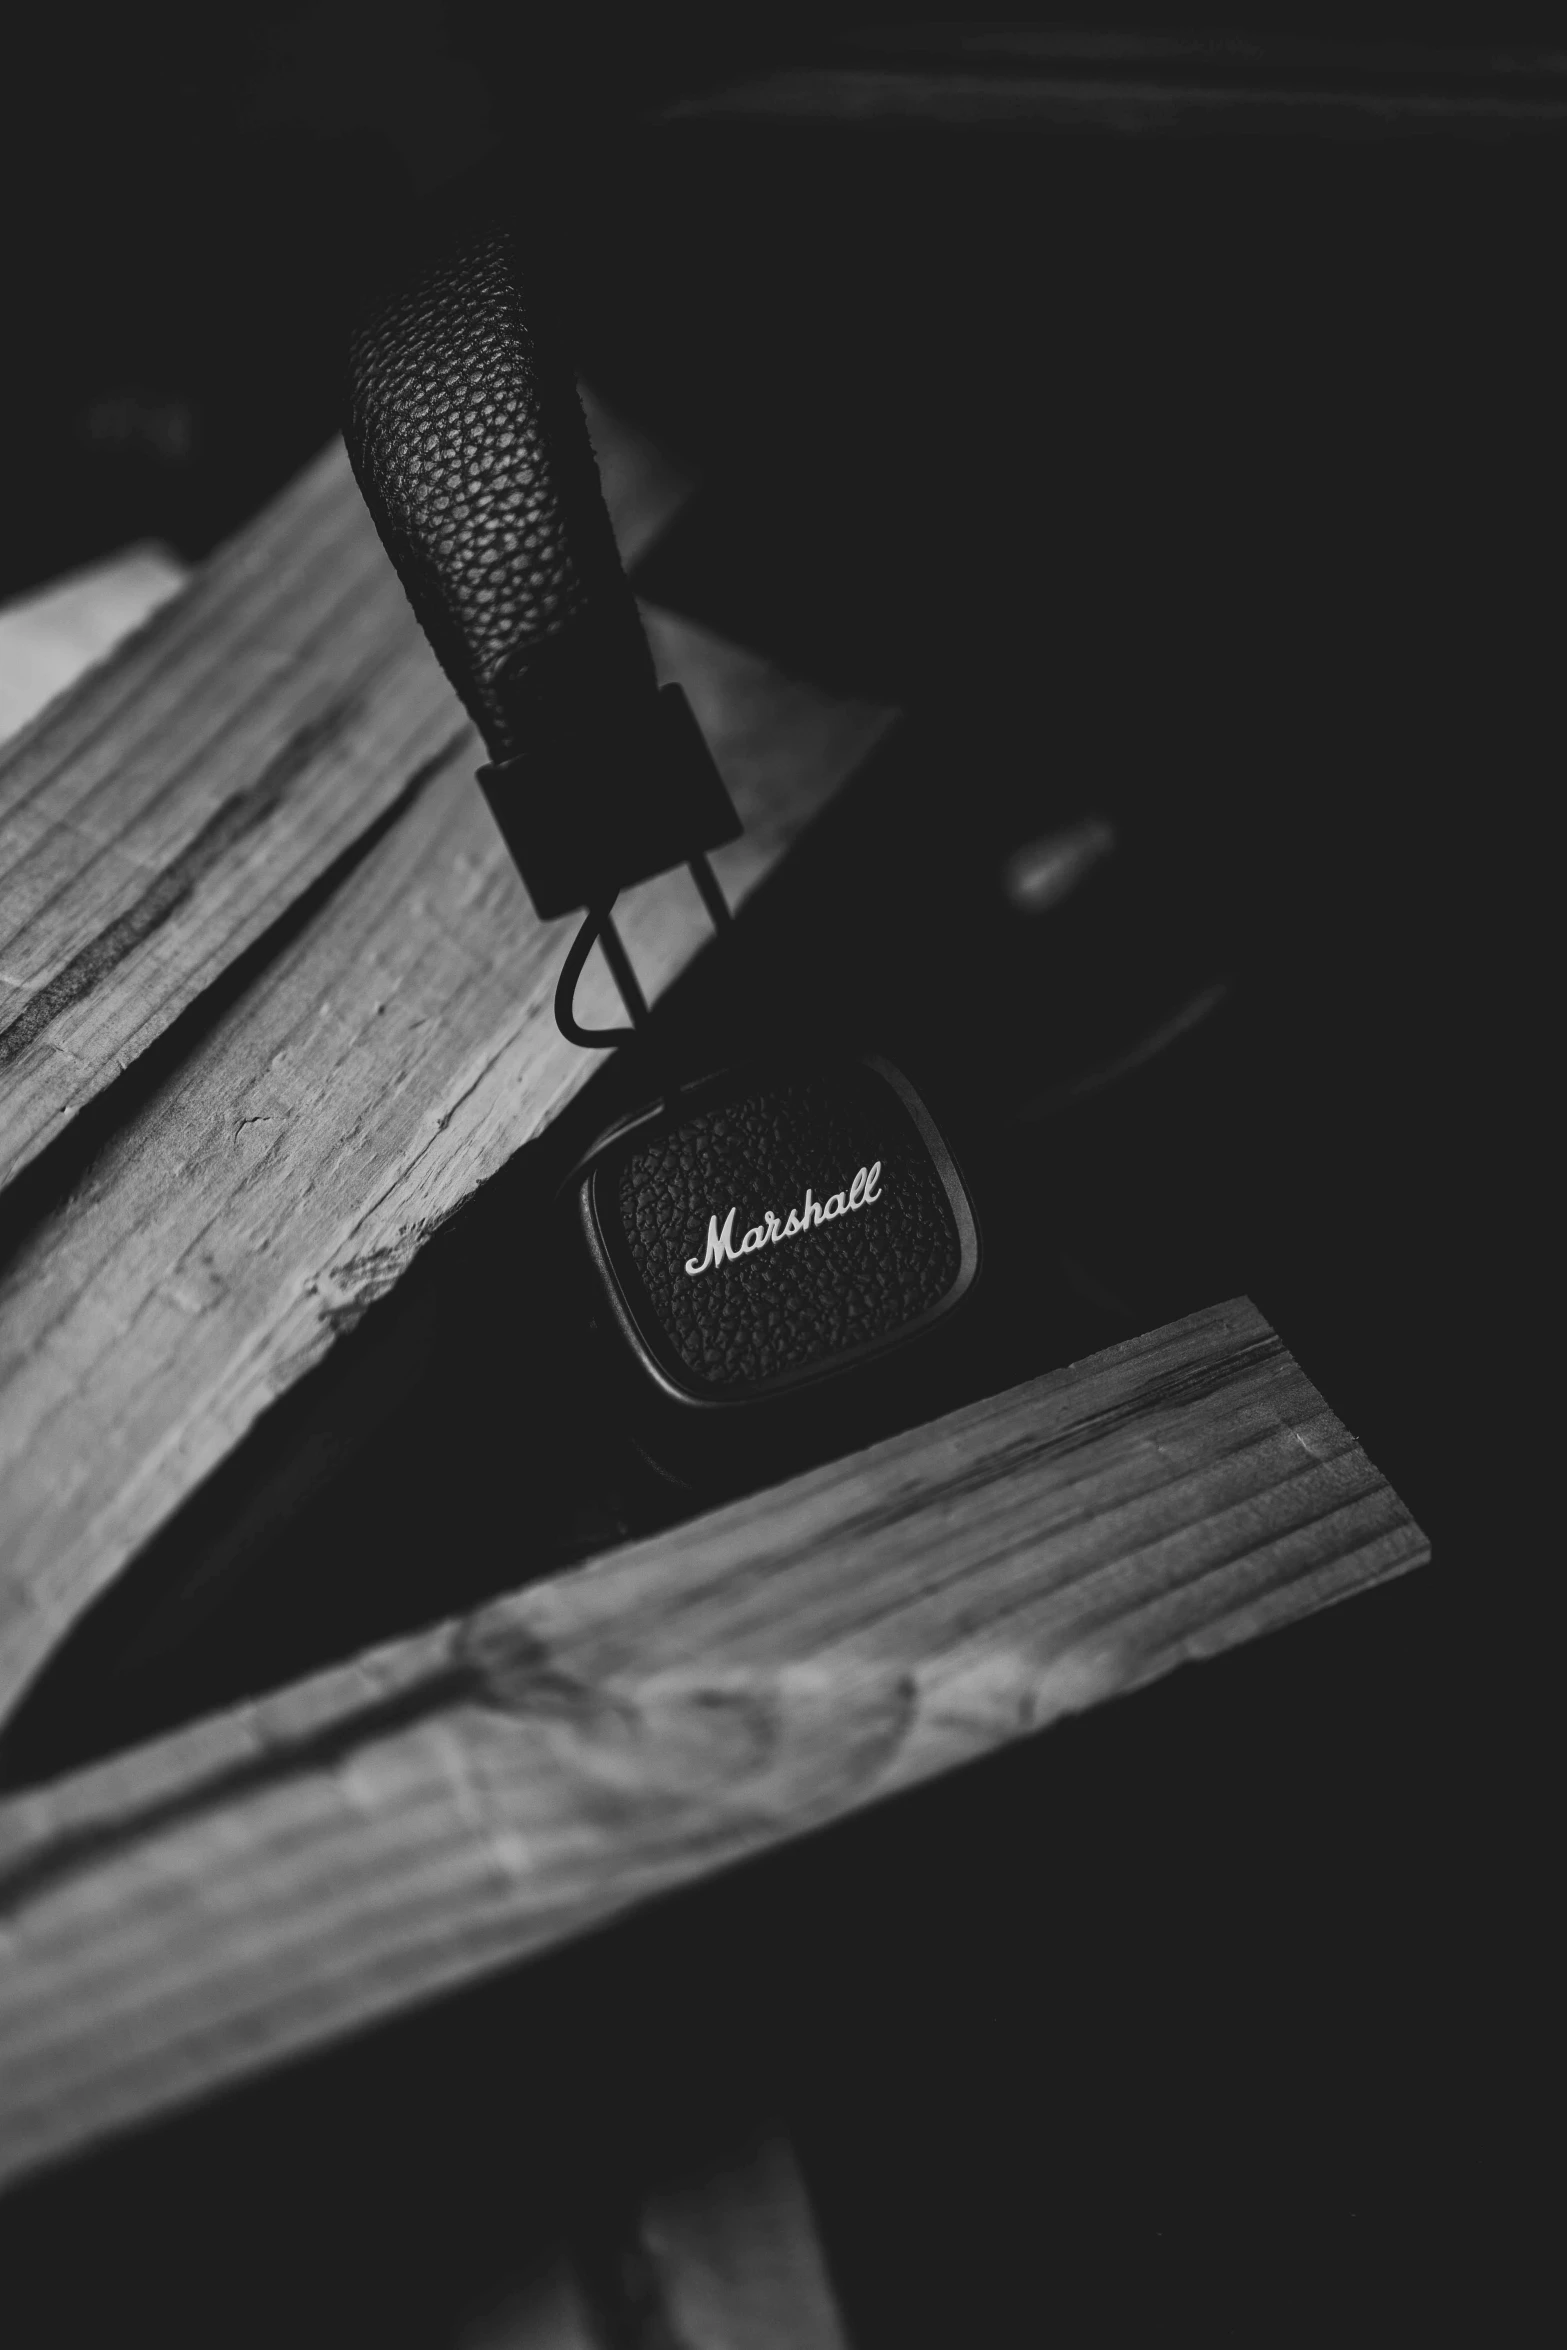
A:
346;186;980;1484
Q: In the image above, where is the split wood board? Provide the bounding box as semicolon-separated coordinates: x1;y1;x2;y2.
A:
0;1298;1428;2189
0;545;189;750
0;474;894;1726
0;390;689;1196
460;2132;850;2350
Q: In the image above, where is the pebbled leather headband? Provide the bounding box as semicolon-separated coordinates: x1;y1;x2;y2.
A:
345;204;738;936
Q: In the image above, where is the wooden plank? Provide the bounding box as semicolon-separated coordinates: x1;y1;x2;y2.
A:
0;1299;1428;2188
634;2133;850;2350
456;2133;847;2349
0;607;893;1725
0;545;188;750
0;389;688;1194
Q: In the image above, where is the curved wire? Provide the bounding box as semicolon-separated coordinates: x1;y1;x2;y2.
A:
553;861;731;1049
555;904;639;1047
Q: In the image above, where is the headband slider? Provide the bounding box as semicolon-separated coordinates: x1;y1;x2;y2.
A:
475;682;740;921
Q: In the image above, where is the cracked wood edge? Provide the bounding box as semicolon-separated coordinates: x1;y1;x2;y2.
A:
0;1299;1428;2190
0;388;688;1194
0;597;894;1725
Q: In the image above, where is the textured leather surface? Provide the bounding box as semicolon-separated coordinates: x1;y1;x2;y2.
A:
612;1065;964;1392
346;216;653;764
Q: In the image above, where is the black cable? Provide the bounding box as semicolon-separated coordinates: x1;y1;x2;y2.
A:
688;851;732;934
595;907;650;1029
555;905;638;1048
553;859;731;1049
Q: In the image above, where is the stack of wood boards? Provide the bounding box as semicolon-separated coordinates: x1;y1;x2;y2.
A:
0;403;1427;2205
0;397;895;1721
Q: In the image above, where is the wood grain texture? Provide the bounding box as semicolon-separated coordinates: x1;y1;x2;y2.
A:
634;2133;850;2350
0;1299;1428;2189
0;385;886;1725
0;609;892;1725
0;389;688;1193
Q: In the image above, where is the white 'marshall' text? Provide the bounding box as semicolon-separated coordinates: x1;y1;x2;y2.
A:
684;1162;883;1276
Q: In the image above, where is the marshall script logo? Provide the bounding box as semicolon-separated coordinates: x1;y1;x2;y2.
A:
685;1162;883;1276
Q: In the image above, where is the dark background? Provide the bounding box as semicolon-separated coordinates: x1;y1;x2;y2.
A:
0;8;1550;2341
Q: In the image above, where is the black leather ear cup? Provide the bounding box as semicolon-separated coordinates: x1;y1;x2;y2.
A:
580;1059;981;1423
345;216;654;764
613;1067;965;1391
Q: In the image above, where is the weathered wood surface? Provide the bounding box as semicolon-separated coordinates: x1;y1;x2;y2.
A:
0;1299;1428;2188
0;390;688;1194
461;2133;849;2350
0;545;188;750
0;485;892;1728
